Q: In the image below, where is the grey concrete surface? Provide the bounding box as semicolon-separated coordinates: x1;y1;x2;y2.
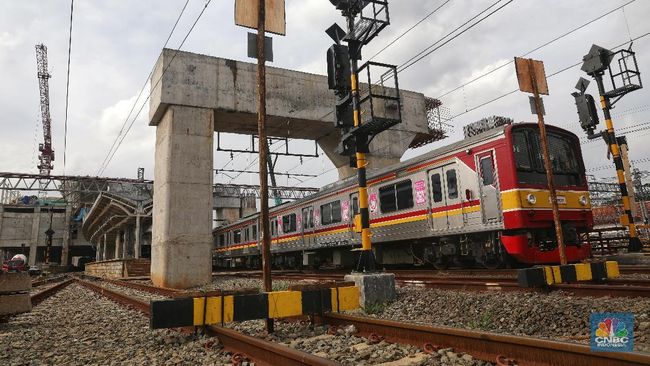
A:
344;272;396;308
151;105;213;289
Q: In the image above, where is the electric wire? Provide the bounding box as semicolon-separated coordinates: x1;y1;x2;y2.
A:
96;0;192;175
63;0;74;174
368;0;452;61
435;0;637;100
447;32;650;121
397;0;514;74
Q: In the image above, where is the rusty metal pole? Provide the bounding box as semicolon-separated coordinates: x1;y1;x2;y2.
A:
528;59;567;265
256;0;273;333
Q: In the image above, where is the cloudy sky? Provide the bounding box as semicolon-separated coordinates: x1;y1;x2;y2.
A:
1;0;649;190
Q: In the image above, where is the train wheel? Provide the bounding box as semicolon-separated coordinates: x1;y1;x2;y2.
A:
432;257;450;270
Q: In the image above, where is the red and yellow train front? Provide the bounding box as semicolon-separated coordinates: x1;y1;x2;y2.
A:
498;124;592;264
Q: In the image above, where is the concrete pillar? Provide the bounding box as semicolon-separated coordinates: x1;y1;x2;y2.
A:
95;240;101;262
134;215;141;259
102;234;108;261
0;205;4;243
61;205;71;266
114;231;122;259
29;207;41;266
122;227;130;259
151;105;213;288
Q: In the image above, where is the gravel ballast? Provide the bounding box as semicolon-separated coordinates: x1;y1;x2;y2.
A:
0;284;230;365
365;285;650;352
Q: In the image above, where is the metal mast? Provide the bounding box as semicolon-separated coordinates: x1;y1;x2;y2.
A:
35;44;55;176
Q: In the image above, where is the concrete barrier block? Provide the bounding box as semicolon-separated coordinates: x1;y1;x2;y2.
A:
517;267;546;287
344;272;396;308
0;293;31;316
605;261;620;278
0;272;31;293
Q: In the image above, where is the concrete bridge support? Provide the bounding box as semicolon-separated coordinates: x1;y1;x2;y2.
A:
148;49;431;288
150;105;214;288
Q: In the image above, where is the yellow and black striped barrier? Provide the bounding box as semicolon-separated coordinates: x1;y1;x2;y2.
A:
517;261;620;287
150;285;359;329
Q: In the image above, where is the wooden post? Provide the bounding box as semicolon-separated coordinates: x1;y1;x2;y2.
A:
256;0;273;333
526;59;567;265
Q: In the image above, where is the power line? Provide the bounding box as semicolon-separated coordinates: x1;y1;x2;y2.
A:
397;0;514;74
435;0;637;100
96;0;192;175
63;0;74;175
368;0;452;60
447;32;650;121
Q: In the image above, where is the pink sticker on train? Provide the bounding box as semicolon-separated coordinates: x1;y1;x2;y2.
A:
415;180;426;205
342;200;350;220
314;208;321;226
296;213;302;230
369;193;378;213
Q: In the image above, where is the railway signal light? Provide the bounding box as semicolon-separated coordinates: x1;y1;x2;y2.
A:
581;44;613;75
572;92;600;134
327;44;351;92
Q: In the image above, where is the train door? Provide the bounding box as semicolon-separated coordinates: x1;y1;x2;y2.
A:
301;206;314;247
429;164;462;230
348;193;360;242
476;151;501;223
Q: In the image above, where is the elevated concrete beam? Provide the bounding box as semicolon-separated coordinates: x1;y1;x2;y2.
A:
149;49;430;177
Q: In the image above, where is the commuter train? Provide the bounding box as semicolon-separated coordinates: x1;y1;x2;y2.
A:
213;123;593;269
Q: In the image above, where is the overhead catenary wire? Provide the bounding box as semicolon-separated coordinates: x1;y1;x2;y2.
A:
63;0;74;175
368;0;452;61
434;0;637;100
446;32;650;121
96;0;192;176
396;0;515;74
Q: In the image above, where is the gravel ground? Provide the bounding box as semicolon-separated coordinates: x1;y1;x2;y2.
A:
228;320;492;366
0;284;231;366
364;285;650;352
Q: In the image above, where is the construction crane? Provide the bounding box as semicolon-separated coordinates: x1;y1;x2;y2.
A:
35;44;55;176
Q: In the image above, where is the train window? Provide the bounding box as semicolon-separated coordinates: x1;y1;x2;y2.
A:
332;201;342;222
480;157;494;186
282;213;297;233
218;234;225;246
302;208;314;229
352;196;359;216
431;174;442;202
320;201;342;225
244;227;250;242
252;224;257;239
270;219;277;236
446;170;458;199
379;180;413;213
513;131;532;170
233;229;242;244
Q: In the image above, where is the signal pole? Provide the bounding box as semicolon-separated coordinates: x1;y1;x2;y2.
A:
576;44;643;252
593;74;642;252
346;17;373;272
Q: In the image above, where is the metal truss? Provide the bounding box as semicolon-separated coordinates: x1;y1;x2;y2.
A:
213;183;319;200
1;172;319;206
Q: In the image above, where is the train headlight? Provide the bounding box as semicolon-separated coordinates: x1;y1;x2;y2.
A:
579;195;588;206
526;193;537;205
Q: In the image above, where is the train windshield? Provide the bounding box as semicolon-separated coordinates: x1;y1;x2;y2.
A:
512;128;583;186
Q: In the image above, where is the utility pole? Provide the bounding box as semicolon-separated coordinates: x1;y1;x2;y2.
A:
255;0;273;333
618;137;638;218
515;57;566;264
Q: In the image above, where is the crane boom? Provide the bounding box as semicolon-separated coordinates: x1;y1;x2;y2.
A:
35;44;54;176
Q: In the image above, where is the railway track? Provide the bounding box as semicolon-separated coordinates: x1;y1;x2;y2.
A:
84;276;650;366
219;271;650;298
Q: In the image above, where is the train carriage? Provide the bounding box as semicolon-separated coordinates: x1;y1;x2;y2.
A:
214;122;592;269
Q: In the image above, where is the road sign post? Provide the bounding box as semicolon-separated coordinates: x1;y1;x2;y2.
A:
515;57;567;265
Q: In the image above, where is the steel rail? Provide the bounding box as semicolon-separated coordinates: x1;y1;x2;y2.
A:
30;278;75;307
74;278;337;366
32;275;71;288
321;313;650;366
222;272;650;298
